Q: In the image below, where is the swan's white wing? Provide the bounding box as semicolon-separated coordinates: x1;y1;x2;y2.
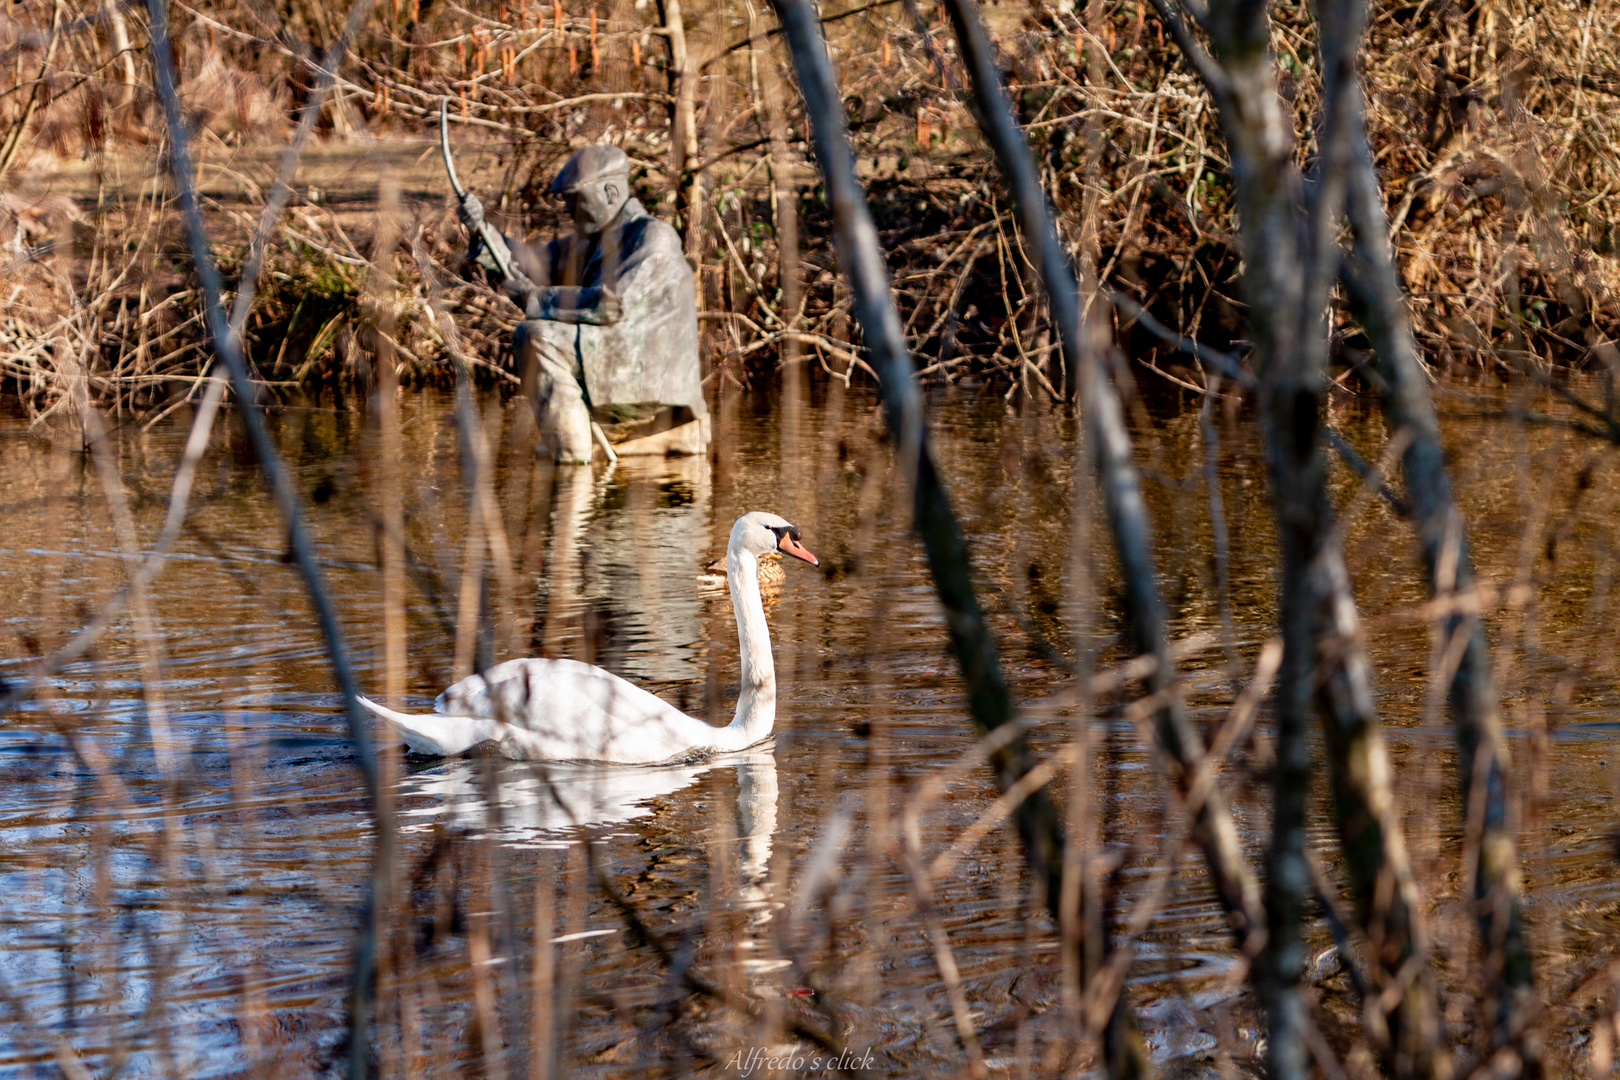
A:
437;658;726;763
436;658;682;724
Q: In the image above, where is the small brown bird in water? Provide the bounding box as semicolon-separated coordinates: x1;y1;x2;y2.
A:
705;551;785;588
756;552;786;588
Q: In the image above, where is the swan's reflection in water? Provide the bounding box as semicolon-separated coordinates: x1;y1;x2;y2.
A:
396;748;781;957
730;748;786;975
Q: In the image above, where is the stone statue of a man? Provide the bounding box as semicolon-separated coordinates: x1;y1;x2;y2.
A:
460;145;707;463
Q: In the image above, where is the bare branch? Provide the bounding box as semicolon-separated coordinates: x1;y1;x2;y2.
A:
940;0;1265;970
0;375;228;714
1342;96;1537;1071
142;2;385;1075
1143;0;1234;114
766;0;1143;1069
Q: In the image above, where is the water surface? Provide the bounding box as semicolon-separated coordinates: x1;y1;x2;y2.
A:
0;376;1615;1075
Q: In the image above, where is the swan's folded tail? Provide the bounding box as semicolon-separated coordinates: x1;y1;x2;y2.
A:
360;696;501;757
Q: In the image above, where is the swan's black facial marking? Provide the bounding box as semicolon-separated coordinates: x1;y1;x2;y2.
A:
768;522;818;565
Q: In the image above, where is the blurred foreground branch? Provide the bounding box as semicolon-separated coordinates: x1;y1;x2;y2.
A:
941;0;1266;981
769;0;1150;1072
1341;84;1536;1068
0;374;226;714
1150;0;1450;1073
142;0;386;1075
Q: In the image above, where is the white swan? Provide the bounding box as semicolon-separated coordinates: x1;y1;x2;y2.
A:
360;512;817;763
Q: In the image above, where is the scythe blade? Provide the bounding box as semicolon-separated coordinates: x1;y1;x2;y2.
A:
439;98;522;283
438;98;469;201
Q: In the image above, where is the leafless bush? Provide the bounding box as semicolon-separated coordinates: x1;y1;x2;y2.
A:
3;0;1617;416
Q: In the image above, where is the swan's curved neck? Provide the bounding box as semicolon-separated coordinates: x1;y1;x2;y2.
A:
726;548;775;744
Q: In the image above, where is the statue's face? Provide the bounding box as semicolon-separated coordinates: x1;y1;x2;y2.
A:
563;175;628;236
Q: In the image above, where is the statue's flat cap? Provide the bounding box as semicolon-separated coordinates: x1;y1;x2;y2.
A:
551;145;631;194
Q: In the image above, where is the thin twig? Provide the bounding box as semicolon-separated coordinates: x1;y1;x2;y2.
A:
142;5;385;1075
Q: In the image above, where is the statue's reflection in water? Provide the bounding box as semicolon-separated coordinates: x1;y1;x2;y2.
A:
539;454;713;685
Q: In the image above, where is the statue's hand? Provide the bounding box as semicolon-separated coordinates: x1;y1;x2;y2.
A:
502;273;532;308
457;192;485;230
596;287;624;324
473;236;503;275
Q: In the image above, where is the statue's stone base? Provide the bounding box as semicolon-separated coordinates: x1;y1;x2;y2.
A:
604;416;708;458
590;404;708;458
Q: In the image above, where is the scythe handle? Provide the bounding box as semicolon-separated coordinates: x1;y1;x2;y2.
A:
440;98;531;289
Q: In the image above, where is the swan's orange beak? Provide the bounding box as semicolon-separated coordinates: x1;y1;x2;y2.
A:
778;534;818;566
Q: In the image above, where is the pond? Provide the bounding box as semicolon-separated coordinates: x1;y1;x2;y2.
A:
0;374;1615;1076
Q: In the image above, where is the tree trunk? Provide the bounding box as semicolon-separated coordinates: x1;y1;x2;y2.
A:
661;0;703;271
940;0;1265;973
1149;0;1447;1073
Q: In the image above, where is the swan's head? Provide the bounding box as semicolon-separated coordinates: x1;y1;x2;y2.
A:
730;512;818;567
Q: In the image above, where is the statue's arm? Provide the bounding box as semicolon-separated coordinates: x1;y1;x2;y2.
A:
487;233;548;311
519;286;623;325
493;235;625;324
460;194;547;294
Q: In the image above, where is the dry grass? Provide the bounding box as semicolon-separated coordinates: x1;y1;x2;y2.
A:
1;0;1617;418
